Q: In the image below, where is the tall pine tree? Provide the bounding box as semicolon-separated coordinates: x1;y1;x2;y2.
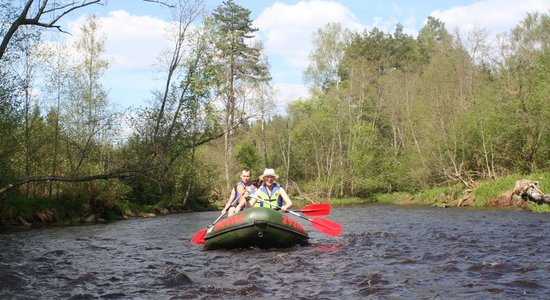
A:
210;0;270;187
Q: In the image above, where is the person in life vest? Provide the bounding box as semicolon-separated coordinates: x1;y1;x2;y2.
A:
221;169;256;217
234;177;263;212
249;168;292;212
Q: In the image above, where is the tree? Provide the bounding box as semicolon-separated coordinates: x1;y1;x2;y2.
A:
17;26;43;197
62;14;112;177
42;41;73;198
493;12;550;173
417;16;450;64
0;0;102;61
304;23;348;92
125;0;228;206
152;0;203;142
304;23;351;196
0;0;175;61
210;0;270;188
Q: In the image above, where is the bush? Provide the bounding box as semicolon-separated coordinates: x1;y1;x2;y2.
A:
3;193;87;223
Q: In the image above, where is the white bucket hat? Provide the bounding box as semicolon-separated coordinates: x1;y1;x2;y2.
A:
259;168;279;180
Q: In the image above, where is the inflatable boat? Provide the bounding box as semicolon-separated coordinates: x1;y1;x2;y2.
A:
204;207;309;250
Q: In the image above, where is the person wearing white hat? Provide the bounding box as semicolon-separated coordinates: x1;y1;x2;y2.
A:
249;168;293;212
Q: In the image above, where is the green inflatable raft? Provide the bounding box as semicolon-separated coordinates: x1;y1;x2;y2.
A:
204;207;309;250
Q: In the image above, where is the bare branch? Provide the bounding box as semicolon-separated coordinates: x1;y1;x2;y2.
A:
0;171;133;195
0;0;103;61
44;1;103;27
143;0;176;8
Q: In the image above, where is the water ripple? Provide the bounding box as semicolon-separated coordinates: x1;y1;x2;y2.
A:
1;205;550;299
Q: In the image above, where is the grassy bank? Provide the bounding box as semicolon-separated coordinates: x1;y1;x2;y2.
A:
356;173;550;213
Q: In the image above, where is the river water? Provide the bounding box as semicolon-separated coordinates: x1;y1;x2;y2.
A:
1;204;549;299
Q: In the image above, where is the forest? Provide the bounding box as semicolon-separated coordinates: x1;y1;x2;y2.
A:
1;0;549;225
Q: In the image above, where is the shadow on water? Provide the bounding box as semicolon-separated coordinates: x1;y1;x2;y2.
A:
1;205;550;299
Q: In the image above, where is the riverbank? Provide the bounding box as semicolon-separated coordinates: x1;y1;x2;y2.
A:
360;173;550;213
0;197;213;232
287;174;550;213
3;173;549;231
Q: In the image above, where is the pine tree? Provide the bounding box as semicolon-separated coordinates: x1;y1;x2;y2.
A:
210;0;270;187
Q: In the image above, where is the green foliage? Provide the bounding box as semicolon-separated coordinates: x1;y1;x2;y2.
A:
92;179;132;209
304;22;348;91
414;184;464;205
280;12;550;200
4;194;87;221
348;122;390;195
417;16;450;63
174;153;218;210
128;176;164;206
101;209;121;222
235;144;261;171
370;192;413;204
2;5;550;225
117;200;142;216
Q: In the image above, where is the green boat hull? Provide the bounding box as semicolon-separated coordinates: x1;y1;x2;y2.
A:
204;207;309;250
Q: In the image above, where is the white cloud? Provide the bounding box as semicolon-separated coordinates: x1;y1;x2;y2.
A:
60;11;174;108
66;10;172;72
431;0;550;35
254;1;366;110
370;6;420;37
255;0;363;69
273;82;309;113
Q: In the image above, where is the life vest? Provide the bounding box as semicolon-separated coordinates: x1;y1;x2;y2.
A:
254;183;283;209
233;181;255;207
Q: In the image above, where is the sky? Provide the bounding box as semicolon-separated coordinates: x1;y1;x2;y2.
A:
54;0;550;112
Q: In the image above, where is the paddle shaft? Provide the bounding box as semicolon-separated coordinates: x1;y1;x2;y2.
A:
211;212;225;226
209;188;242;227
191;186;245;244
210;183;251;228
248;194;288;210
249;194;309;219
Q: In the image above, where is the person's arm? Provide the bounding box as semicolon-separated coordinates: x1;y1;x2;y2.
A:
246;186;256;207
248;188;258;207
236;186;256;211
221;188;236;214
278;187;293;212
234;189;248;211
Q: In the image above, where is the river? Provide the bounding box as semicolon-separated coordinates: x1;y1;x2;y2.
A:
1;204;549;299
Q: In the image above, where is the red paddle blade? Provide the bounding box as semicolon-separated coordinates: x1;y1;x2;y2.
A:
191;228;207;245
310;217;342;237
300;203;331;216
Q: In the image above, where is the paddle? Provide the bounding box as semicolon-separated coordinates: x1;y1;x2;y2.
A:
250;195;342;237
192;184;246;245
293;203;331;216
287;209;342;237
191;212;225;245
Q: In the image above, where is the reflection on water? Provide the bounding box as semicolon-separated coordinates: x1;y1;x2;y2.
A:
1;205;549;299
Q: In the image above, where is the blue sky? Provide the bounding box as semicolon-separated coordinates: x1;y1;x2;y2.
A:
56;0;550;112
